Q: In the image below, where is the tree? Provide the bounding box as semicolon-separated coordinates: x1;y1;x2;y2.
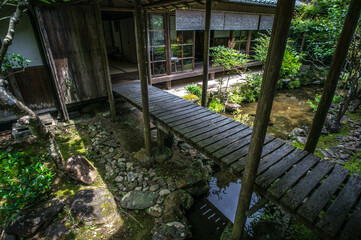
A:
0;0;65;171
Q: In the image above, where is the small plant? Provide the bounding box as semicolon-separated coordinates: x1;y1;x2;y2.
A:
208;99;224;113
233;109;253;127
307;94;343;112
233;74;263;103
185;84;202;97
228;93;244;104
0;151;53;225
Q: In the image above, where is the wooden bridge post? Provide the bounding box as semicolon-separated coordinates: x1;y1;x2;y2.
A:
201;0;211;107
304;0;361;153
230;1;296;239
134;0;152;156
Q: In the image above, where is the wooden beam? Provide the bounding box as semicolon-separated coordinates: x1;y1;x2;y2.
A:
201;0;211;107
246;30;252;55
230;1;296;239
144;9;152;85
144;0;181;8
304;0;361;153
134;0;152;156
95;2;117;122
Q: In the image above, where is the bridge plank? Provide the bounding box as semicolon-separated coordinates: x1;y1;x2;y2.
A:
204;128;252;154
281;160;334;210
191;121;241;142
317;174;361;237
267;154;320;199
157;106;206;122
183;118;234;138
256;149;308;188
172;114;220;131
167;111;215;126
340;199;361;240
225;136;278;168
196;124;249;148
297;165;349;223
212;134;252;160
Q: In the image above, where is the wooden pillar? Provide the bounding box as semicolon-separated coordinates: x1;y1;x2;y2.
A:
134;0;152;156
245;30;252;55
230;1;296;239
95;2;117;122
304;0;361;153
201;0;211;107
144;9;152;85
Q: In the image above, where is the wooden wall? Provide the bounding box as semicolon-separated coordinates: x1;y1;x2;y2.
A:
35;3;108;104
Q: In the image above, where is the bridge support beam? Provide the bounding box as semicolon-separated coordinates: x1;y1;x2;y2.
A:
201;0;211;107
230;1;296;239
304;0;361;153
134;0;152;156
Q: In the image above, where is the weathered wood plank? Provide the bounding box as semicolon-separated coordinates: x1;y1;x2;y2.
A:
297;165;349;223
256;149;308;188
267;154;320;199
281;160;334;210
172;114;220;132
191;121;241;143
155;104;200;119
316;174;361;237
183;118;234;138
205;128;252;154
225;135;277;168
339;199;361;240
256;144;296;175
167;111;215;126
196;124;249;148
212;134;252;160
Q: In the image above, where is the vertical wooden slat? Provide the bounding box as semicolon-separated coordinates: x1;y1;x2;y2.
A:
246;30;252;55
34;7;69;121
231;1;296;239
201;0;211;107
134;0;152;156
304;0;361;153
95;2;116;121
145;9;152;85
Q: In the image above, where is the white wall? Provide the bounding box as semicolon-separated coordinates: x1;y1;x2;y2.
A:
0;6;44;67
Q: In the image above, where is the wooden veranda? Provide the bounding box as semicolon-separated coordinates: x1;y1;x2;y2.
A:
114;82;361;240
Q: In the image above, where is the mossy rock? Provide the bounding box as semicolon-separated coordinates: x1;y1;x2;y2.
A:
183;94;199;102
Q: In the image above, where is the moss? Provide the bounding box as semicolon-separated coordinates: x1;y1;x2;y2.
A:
183;94;199;101
123;211;154;240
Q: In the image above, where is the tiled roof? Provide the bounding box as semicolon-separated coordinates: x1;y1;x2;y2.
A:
228;0;302;7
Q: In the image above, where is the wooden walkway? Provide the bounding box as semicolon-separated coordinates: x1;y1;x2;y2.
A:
113;82;361;240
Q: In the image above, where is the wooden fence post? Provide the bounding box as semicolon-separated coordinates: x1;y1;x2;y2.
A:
134;0;152;156
304;0;361;153
201;0;211;107
230;1;296;239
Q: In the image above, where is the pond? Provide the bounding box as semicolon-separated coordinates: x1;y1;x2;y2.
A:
224;86;323;139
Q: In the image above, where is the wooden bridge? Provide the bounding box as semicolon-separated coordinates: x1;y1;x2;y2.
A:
113;82;361;240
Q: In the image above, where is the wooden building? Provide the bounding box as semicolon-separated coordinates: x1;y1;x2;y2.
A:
0;0;280;121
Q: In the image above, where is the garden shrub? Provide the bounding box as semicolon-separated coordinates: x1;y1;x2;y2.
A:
210;46;248;74
185;83;202;97
208;99;224;113
233;74;263;103
233;109;253;127
254;33;303;80
0;151;53;224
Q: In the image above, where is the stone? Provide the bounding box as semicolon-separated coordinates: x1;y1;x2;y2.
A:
121;191;159;210
312;80;321;85
133;149;154;168
325;115;341;133
147;204;163;218
127;172;136;182
44;222;69;240
66;155;97;185
115;176;124;183
288;127;306;138
154;147;172;164
68;189;118;225
162;190;193;224
296;136;306;145
102;111;111;118
150;184;160;192
135;187;142;191
6;198;66;237
225;102;241;113
159;189;171;196
126;162;133;171
103;141;119;148
152;222;190;240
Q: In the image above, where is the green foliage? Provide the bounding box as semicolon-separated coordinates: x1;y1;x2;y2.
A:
343;156;361;175
233;109;253;127
185;83;202;97
232;74;263;103
287;224;319;240
0;151;53;225
307;94;343;112
228;94;244;104
208;99;224;113
1;53;31;74
183;94;199;102
291;0;350;65
210;46;248;73
254;33;303;79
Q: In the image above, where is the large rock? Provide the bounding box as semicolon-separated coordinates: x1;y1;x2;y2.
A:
133;149;154;168
162;190;193;224
225;102;241;113
152;221;190;240
288;127;306;139
66;155;97;185
44;222;69;240
68;189;118;225
121;191;159;210
325;115;341;133
6;198;66;237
